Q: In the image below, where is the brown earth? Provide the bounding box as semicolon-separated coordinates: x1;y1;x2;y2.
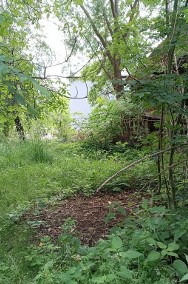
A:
23;190;145;246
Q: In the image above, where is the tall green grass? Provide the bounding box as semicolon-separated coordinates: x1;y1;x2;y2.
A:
0;140;156;219
0;141;157;284
0;140;53;169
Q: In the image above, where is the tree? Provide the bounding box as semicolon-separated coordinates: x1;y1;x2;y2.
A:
126;0;188;207
0;1;69;139
53;0;156;101
54;0;188;207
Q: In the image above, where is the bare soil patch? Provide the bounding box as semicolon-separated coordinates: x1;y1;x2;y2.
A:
23;190;144;246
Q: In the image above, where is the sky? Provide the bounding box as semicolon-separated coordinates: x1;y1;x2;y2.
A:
69;81;92;115
41;18;91;116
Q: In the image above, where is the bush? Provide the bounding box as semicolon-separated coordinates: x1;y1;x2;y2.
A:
83;97;143;150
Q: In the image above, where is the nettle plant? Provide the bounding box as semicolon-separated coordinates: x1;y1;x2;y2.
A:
25;202;188;284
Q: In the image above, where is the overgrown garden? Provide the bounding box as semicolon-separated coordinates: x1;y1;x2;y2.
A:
0;0;188;283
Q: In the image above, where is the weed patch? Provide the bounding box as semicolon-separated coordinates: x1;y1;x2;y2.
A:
24;203;188;284
0;141;186;283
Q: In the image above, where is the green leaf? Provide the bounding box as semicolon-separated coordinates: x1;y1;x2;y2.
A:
91;275;106;283
146;237;156;246
105;274;116;281
118;267;133;279
116;205;127;215
167;252;178;257
185;255;188;264
167;243;180;252
173;260;188;276
174;230;186;241
31;80;50;98
19;74;29;83
73;26;77;33
36;84;51;98
123;250;142;259
180;273;188;282
157;242;167;249
75;0;84;5
111;236;122;250
161;249;167;257
15;93;26;106
104;212;116;224
149;206;167;214
0;62;9;75
146;251;161;262
27;105;37;116
0;55;9;62
0;14;4;24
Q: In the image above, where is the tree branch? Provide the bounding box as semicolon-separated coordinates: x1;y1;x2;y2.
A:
69;56;94;77
128;0;139;22
45;86;88;100
115;0;119;15
34;55;94;81
167;0;179;73
80;5;114;64
96;145;187;192
32;75;82;80
103;8;113;37
84;35;113;80
110;0;116;18
46;36;78;69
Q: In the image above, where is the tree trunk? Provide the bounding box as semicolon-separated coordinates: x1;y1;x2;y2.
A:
14;116;25;140
112;57;124;99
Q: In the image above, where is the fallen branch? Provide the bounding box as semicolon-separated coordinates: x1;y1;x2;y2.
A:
96;145;188;193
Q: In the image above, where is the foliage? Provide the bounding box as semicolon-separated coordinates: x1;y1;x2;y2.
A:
1;0;188;283
124;0;188;207
0;141;187;283
83;96;144;150
53;0;154;100
0;10;49;124
0;3;69;140
19;203;188;284
0;141;150;219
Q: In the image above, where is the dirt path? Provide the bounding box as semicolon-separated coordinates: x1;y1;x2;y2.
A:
23;191;144;246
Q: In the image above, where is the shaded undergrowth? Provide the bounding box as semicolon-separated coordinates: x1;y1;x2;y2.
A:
0;140;187;283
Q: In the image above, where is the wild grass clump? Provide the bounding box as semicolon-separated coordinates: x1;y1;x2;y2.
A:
27;140;53;164
0;140;53;169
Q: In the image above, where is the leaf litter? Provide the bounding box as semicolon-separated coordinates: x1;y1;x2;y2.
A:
22;190;144;246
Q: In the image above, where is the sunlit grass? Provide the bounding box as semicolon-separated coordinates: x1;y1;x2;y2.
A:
0;140;155;219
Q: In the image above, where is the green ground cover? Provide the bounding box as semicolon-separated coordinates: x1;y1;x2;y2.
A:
0;141;187;284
